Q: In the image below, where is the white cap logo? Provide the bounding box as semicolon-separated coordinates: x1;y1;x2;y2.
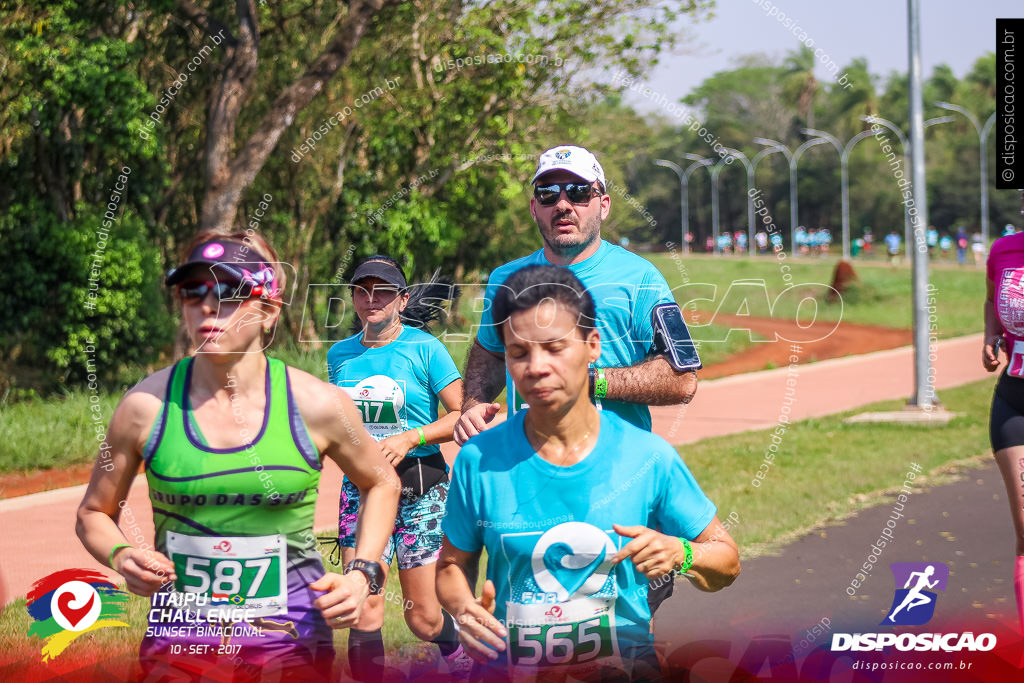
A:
532;145;606;187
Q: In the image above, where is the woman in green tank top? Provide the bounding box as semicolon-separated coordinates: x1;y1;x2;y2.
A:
75;230;400;681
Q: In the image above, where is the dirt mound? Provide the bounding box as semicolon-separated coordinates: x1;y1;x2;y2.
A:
695;313;912;379
828;260;859;302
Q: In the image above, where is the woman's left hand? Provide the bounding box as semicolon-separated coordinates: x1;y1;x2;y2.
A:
609;524;684;579
378;431;417;466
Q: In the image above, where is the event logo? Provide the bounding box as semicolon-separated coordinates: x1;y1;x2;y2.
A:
882;562;948;626
26;569;130;661
531;522;616;602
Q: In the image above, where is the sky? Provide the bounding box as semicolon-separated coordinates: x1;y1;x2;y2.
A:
626;0;1018;115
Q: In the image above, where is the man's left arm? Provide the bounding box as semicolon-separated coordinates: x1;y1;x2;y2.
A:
600;272;696;406
602;358;696;405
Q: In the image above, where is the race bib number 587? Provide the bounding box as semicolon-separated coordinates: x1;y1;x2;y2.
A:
166;532;287;618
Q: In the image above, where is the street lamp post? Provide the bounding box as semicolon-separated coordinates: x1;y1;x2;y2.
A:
753;139;795;252
802;127;888;260
861;114;953;250
754;136;831;254
800;128;848;259
908;0;933;409
711;162;725;254
936;102;997;245
653;155;713;253
653;159;686;251
683;155;714;253
722;149;756;254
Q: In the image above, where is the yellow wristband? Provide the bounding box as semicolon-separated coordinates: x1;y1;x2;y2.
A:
416;426;426;446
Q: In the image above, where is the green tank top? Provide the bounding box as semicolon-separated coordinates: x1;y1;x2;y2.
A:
143;357;322;611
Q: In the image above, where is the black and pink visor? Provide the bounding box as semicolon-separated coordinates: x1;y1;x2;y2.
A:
165;239;281;300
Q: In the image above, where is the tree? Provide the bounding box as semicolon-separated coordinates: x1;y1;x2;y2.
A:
0;1;171;391
782;45;818;130
168;0;400;233
1;0;715;388
824;58;877;137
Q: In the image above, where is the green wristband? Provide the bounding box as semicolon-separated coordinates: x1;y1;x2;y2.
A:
416;426;426;446
109;543;133;569
593;367;608;400
676;538;694;574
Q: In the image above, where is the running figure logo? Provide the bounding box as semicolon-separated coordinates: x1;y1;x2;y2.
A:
882;562;949;626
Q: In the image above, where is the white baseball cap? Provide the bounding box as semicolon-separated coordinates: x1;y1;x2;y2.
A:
531;145;606;187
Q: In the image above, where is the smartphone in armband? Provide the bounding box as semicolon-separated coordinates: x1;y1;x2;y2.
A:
652;303;702;371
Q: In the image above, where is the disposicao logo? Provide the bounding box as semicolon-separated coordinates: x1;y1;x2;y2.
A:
26;569;130;661
883;562;947;626
831;562;996;653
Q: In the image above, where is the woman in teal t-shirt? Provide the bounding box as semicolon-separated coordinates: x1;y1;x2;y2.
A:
437;265;741;681
327;255;468;679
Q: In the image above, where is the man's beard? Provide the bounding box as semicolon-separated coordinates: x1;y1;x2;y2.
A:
539;210;601;260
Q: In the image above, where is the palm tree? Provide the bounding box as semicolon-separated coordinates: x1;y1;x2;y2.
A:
828;58;878;136
782;45;818;130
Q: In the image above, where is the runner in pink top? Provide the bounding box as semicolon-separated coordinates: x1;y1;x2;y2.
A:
988;233;1024;374
985;228;1024;632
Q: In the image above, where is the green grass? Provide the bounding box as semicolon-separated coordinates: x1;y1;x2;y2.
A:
680;376;995;557
0;391;121;474
645;253;985;338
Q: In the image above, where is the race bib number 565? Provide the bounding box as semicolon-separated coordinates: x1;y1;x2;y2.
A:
508;613;615;667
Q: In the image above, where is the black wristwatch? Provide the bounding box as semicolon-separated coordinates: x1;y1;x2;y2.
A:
344;559;384;595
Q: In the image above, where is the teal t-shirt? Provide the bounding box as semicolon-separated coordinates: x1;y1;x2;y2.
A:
476;240;674;431
327;325;461;457
442;409;716;671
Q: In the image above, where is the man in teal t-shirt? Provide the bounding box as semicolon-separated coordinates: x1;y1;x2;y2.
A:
474;238;677;431
455;145;697;437
453;145;700;614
